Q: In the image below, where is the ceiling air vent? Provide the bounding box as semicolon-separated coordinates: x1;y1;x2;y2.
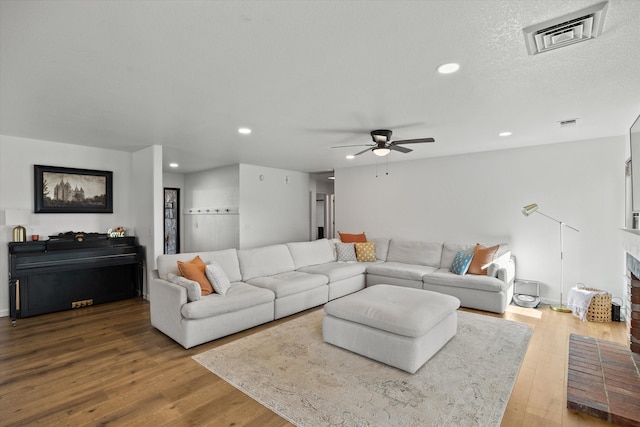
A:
560;118;578;128
523;1;608;55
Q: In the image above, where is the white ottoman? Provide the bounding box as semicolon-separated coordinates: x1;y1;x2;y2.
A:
322;285;460;373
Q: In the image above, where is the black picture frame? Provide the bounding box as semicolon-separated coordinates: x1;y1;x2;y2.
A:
34;165;113;213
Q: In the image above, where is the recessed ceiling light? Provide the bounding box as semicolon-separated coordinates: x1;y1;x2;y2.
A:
499;131;512;137
169;163;179;168
346;155;355;160
238;127;252;135
437;63;460;74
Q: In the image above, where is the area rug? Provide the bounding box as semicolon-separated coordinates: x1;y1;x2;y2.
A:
193;309;532;427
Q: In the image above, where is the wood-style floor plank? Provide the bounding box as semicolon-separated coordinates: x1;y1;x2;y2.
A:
0;297;629;426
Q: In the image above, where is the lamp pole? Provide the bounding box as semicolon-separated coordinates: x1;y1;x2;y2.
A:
522;204;579;312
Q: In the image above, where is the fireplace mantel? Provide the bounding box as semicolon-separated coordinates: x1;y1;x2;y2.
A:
620;228;640;261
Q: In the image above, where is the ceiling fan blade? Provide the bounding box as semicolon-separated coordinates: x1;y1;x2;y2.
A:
353;147;372;156
330;144;373;149
392;137;435;145
390;145;412;153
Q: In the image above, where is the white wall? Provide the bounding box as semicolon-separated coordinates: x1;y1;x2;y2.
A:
335;136;626;304
132;145;163;298
182;164;240;252
0;135;136;317
183;164;240;209
239;164;310;248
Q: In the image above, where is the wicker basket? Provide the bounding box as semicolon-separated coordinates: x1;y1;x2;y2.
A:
584;287;612;322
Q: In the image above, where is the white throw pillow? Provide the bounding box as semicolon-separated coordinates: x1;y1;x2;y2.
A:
335;242;357;262
205;262;232;295
167;273;201;302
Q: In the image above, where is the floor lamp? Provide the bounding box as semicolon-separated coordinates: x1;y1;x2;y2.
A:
521;203;579;313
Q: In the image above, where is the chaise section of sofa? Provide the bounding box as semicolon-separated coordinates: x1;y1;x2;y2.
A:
149;249;275;349
422;242;515;313
365;239;515;313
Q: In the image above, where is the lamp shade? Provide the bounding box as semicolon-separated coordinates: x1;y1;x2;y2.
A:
521;203;539;216
373;148;390;157
4;209;30;242
4;209;30;226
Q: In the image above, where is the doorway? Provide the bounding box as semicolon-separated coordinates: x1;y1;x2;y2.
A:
316;193;335;240
164;188;180;254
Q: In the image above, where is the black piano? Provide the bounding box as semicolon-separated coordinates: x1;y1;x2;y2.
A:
8;233;144;325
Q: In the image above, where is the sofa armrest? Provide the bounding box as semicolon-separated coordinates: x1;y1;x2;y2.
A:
149;270;187;338
492;257;515;286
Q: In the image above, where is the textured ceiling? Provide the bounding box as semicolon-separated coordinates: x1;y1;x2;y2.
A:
1;0;639;173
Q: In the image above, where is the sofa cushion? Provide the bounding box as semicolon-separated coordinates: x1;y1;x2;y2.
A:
177;257;213;296
339;232;367;243
203;249;243;283
355;242;376;262
157;249;242;283
286;239;336;269
371;237;390;261
440;242;476;269
450;251;474;275
238;244;295;281
335;242;357;262
298;261;368;282
246;271;328;298
205;262;232;295
167;273;201;302
386;239;443;267
366;261;437;281
426;268;506;292
180;282;275;320
468;244;499;275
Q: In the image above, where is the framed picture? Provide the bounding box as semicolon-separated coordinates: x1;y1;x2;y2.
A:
34;165;113;213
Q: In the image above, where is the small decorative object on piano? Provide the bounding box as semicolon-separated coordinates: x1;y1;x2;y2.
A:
108;227;126;238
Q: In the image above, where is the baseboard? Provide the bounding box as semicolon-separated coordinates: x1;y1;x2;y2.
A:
0;308;9;318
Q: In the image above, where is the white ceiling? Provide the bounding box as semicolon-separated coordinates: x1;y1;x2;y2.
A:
1;0;639;174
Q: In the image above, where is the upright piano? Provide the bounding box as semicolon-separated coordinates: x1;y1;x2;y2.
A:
8;233;143;325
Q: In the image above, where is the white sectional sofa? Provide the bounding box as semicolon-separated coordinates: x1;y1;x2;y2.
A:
149;238;515;348
366;240;515;314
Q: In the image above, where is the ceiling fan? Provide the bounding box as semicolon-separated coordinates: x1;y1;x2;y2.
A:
331;129;435;157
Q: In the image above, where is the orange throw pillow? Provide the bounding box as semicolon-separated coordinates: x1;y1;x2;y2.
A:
177;256;214;295
467;244;499;275
339;232;367;243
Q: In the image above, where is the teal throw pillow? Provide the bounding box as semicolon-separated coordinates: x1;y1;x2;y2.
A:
450;251;473;275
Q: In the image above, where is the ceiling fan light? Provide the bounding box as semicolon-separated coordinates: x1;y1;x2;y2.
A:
373;148;390;157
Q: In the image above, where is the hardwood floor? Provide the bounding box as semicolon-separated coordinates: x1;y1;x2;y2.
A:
0;298;629;426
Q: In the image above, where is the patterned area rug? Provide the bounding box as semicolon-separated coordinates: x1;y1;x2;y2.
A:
193;309;532;427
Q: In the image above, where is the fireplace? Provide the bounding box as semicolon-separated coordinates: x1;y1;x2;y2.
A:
627;254;640;354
